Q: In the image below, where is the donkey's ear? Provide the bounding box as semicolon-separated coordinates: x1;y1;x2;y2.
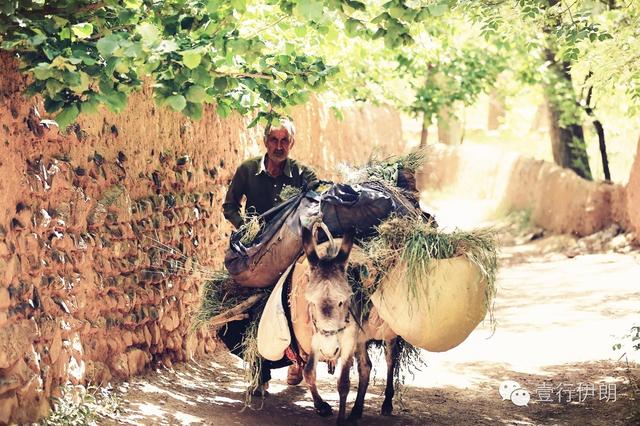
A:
334;230;354;268
302;225;319;266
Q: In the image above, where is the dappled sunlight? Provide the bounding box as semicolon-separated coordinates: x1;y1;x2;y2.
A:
104;197;639;425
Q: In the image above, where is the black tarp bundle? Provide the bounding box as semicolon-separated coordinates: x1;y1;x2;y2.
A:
224;177;429;288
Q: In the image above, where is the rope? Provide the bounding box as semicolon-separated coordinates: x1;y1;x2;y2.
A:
311;218;337;257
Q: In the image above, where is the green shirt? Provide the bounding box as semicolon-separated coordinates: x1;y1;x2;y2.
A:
223;155;318;229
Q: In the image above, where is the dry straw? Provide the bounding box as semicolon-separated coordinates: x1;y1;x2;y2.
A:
239;215;262;246
279;184;302;200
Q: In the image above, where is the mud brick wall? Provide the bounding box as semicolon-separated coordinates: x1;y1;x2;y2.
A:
419;143;635;237
0;51;404;424
627;137;640;237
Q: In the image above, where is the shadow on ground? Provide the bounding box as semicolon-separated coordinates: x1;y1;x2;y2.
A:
103;350;638;426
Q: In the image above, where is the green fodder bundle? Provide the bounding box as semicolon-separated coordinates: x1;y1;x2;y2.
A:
190;269;271;405
241;317;263;406
279;184;302;200
236;290;271;406
190;270;242;333
363;215;498;324
239;214;262;246
393;338;426;395
338;149;426;185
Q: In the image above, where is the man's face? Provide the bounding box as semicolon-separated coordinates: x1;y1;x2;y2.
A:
264;128;294;162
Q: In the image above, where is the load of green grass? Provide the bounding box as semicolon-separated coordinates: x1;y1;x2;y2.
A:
238;214;262;246
361;215;498;326
279;184;302;201
338;149;426;185
191;269;271;405
190;270;244;334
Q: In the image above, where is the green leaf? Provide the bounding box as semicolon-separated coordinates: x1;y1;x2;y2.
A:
123;42;143;58
207;0;222;13
157;39;178;53
166;94;187;111
63;71;81;86
295;0;323;21
214;77;228;91
97;35;120;57
186;85;207;103
184;102;203;119
137;23;160;46
98;90;128;112
372;28;386;40
428;3;448;17
181;50;202;69
192;67;213;86
45;78;64;96
345;18;362;37
216;102;231;118
32;64;52;80
55;105;79;129
81;97;100;115
71;23;93;39
59;27;71;40
346;1;366;11
307;73;319;85
389;7;405;20
272;69;288;80
124;0;142;8
230;0;246;12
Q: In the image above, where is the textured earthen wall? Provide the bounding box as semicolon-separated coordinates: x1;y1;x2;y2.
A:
0;52;404;424
420;143;631;237
626;137;640;236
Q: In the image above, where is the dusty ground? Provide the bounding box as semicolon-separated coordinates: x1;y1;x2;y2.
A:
99;212;640;426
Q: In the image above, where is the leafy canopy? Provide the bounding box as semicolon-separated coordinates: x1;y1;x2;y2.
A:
1;0;638;129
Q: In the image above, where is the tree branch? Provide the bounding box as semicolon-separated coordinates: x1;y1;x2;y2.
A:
206;294;265;328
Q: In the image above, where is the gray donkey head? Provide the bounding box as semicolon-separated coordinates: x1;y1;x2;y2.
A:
302;225;354;361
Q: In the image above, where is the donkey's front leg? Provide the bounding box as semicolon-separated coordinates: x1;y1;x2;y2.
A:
303;352;332;417
348;342;371;421
336;357;353;425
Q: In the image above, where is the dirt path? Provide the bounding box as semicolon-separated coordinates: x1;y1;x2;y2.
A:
102;221;640;426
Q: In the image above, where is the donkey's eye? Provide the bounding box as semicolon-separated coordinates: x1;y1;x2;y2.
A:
338;301;343;307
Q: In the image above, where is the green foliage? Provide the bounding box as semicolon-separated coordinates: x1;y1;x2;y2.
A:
0;0;435;128
400;44;507;122
41;384;121;426
1;0;638;131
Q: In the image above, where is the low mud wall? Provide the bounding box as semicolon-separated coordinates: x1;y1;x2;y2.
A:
626;138;640;236
420;143;633;237
0;51;404;424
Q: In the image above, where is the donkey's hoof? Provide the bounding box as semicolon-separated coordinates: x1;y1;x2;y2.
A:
315;401;333;417
337;417;356;426
347;408;363;421
380;402;393;416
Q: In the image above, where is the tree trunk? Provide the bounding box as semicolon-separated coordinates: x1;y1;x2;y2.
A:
594;119;611;181
543;0;592;180
584;85;611;181
487;89;506;130
420;111;429;147
544;50;593;180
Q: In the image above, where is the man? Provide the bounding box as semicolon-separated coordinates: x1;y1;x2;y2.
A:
220;118;317;393
222;118;318;229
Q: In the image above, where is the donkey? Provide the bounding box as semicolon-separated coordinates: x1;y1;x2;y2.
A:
289;225;400;424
